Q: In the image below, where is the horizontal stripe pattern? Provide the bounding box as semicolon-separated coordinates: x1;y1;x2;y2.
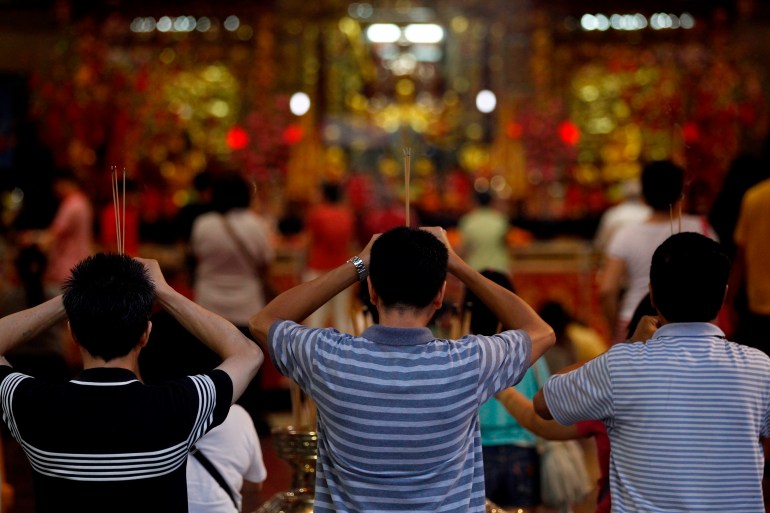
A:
270;320;531;513
1;371;219;482
544;323;770;512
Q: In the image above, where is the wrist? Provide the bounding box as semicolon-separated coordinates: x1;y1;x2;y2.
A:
347;255;368;282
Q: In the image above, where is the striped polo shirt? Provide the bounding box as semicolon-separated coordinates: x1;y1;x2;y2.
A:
269;320;532;513
544;322;770;513
0;366;232;513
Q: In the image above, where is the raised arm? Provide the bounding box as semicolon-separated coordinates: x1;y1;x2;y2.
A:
137;258;263;402
423;227;555;364
0;296;67;367
249;236;377;345
496;388;579;440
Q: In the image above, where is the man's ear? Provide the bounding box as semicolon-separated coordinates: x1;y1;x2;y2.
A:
367;277;379;306
67;321;80;348
432;281;447;308
137;321;152;350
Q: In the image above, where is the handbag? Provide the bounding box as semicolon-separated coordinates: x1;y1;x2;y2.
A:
532;363;594;510
538;438;593;510
191;445;239;510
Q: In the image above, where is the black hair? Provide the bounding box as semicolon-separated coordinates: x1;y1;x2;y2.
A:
211;172;252;213
369;227;448;309
641;160;684;211
475;190;492;207
464;269;513;335
650;232;730;322
62;253;155;361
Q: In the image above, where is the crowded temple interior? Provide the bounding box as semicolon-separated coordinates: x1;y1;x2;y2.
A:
1;0;770;512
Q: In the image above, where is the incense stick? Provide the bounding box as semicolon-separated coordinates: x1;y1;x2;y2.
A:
403;147;411;227
111;166;125;255
122;168;126;255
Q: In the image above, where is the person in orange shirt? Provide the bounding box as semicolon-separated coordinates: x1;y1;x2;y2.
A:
304;182;356;332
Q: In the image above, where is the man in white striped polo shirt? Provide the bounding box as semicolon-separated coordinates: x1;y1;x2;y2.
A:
0;254;263;513
535;232;770;512
250;226;555;512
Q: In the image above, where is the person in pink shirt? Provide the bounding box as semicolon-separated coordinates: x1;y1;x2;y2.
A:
39;170;94;287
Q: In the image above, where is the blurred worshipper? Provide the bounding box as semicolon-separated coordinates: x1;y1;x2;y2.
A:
538;301;606;373
0;245;69;380
599;160;717;342
187;404;266;513
98;177;140;256
592;178;651;254
22;168;94;288
191;171;275;435
730;175;770;354
536;232;770;512
466;270;549;513
250;226;555;513
303;181;356;332
177;170;215;244
496;294;659;513
458;190;511;274
0;253;262;513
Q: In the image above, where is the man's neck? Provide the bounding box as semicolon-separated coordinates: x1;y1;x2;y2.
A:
377;305;436;329
81;352;141;377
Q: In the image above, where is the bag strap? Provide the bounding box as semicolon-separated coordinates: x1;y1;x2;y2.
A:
220;214;261;277
191;446;239;510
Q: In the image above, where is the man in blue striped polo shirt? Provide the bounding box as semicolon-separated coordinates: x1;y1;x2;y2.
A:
250;226;555;512
535;232;770;512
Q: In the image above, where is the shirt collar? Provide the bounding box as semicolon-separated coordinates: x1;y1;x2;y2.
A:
361;325;436;346
652;322;726;340
73;367;140;384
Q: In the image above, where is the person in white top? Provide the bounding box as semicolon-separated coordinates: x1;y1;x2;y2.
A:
191;172;275;329
599;161;717;342
187;404;267;513
593;178;651;254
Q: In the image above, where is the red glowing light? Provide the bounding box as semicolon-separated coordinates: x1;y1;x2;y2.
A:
558;121;580;146
226;126;250;150
282;124;304;145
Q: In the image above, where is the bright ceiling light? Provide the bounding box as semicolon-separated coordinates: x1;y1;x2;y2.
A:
403;24;444;44
366;24;401;43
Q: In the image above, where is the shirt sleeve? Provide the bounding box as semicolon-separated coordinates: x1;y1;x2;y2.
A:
185;369;233;448
475;329;532;404
268;320;318;391
543;352;614;426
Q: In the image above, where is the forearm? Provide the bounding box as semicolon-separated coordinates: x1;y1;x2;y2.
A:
0;296;66;356
451;257;554;361
250;262;359;343
533;389;554;420
600;292;618;331
497;388;577;440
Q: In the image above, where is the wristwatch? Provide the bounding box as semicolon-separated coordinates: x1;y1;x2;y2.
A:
347;256;368;282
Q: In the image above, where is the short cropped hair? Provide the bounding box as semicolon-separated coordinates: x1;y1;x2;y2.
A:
641;160;684;211
63;254;155;361
650;232;730;322
369;227;448;309
211;172;251;213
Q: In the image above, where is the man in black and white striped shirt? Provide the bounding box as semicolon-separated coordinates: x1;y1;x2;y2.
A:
0;253;263;513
